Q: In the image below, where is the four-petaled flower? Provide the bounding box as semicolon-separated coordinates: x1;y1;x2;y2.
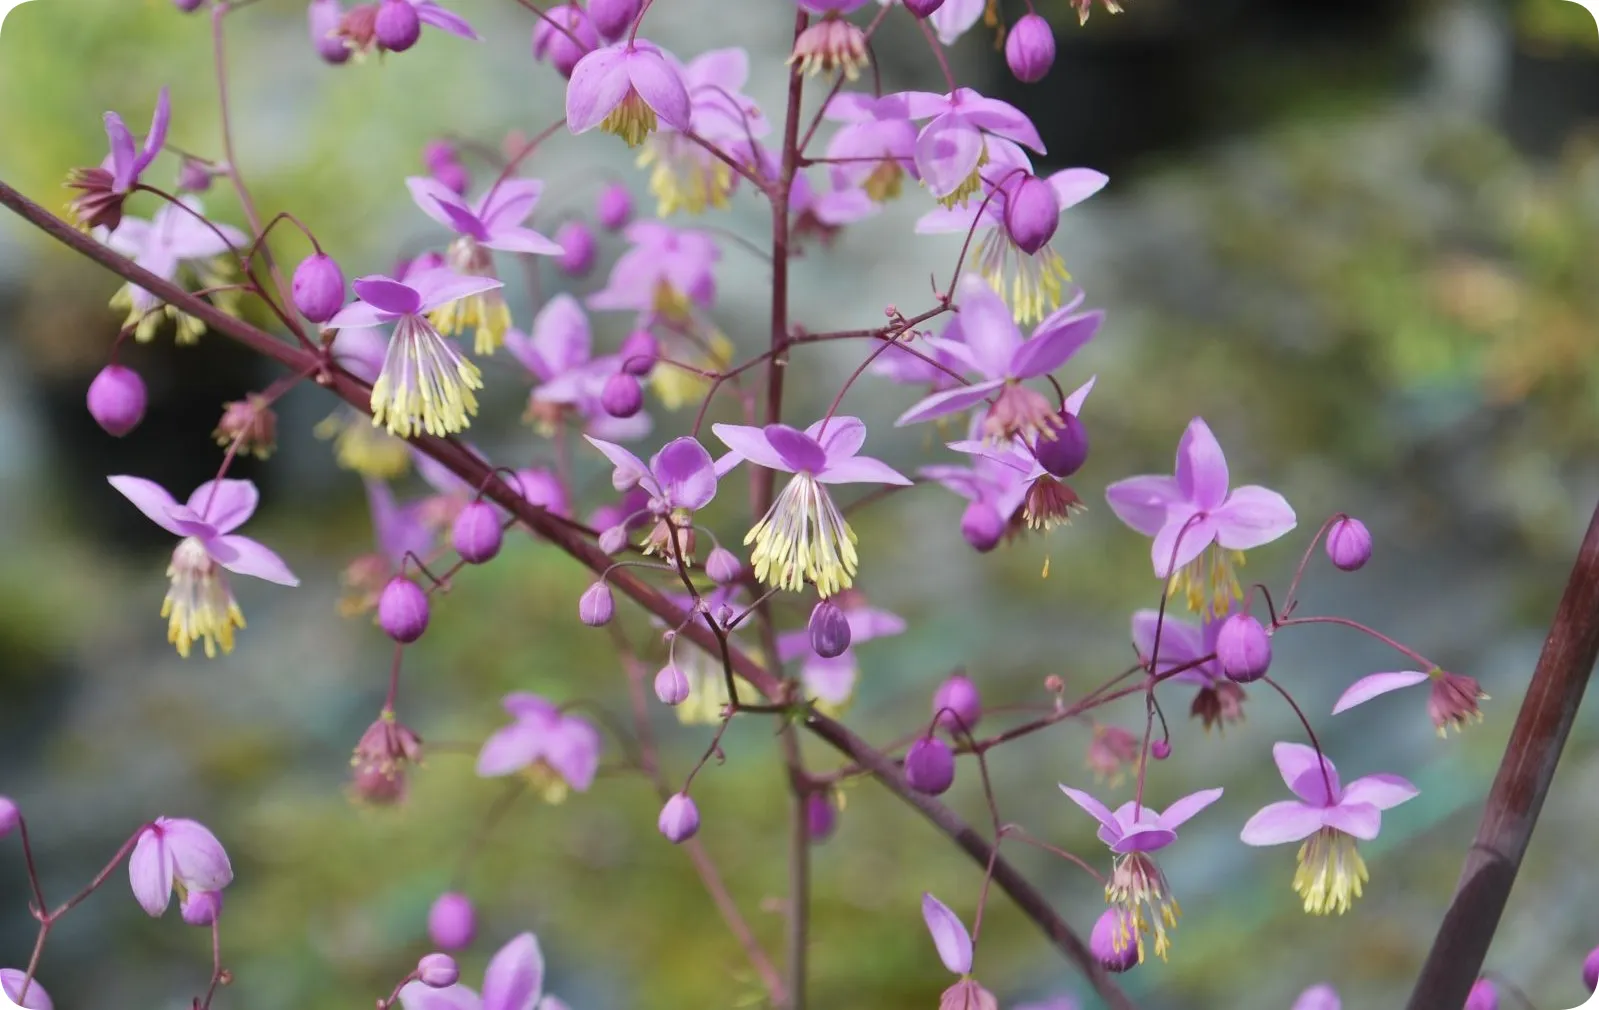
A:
1332;666;1489;737
97;198;246;344
1239;742;1418;916
108;476;299;658
897;88;1045;208
67;88;170;232
507;294;649;441
128;816;233;918
476;693;601;803
399;932;569;1010
407;175;562;354
566;41;691;148
585;434;734;562
715;416;911;597
1106;417;1296;617
1059;783;1223;962
327;269;504;437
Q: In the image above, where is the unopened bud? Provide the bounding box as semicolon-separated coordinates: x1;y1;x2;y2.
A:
374;0;420;50
904;0;945;15
180;889;223;926
178;158;213;191
452;501;504;564
960;501;1005;553
587;0;640;38
705;547;741;584
1090;907;1139;973
932;675;982;732
657;793;700;843
1033;411;1088;477
808;601;852;659
598;525;629;555
654;664;689;706
87;364;147;437
1005;13;1056;83
597;183;634;231
0;797;18;838
1216;614;1272;683
1003;173;1061;255
378;577;430;643
292;253;346;323
1151;739;1172;760
555;220;596;277
579;582;614;626
1326;516;1372;572
600;373;643;418
904;737;955;795
417;953;459;988
618;329;658;376
806;792;837;842
1465;979;1498;1010
427;892;476;950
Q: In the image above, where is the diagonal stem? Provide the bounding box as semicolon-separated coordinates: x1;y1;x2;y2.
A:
1405;497;1599;1009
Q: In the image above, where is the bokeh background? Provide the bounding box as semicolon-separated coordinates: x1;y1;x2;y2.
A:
3;0;1599;1006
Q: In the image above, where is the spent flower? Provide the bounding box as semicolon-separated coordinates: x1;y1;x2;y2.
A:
66;88;170;232
1333;666;1489;737
128;817;233;917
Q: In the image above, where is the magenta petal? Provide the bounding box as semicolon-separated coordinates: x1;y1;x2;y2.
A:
1331;670;1428;715
1340;773;1418;812
352;276;423;316
626;47;691;131
1064;375;1096;415
398;981;480;1010
1159;787;1223;829
1150;510;1216;578
652;437;717;509
128;826;172;916
326;300;393;330
1239;800;1324;846
104;112;138;191
1292;985;1342;1010
1048;167;1108;210
107;476;185;536
1104;475;1182;538
476;724;540;777
897;381;1006;428
476;178;544;230
805;415;867;460
1010;310;1102;379
802;653;858;705
140;88;172;172
1322;802;1381;841
815;456;912;486
187;478;259;534
414;1;479;39
955;277;1021;378
1130;609;1205;672
435;196;492;242
921;893;973;975
765;425;828;473
531;294;592;373
0;969;53;1010
963;95;1045;153
161;818;233;891
1110;824;1177;854
481;932;544;1010
566;47;631;134
584;436;651;493
1211;485;1297;551
503;692;560;724
410;268;505;312
712;423;791;473
1058;784;1115;828
546;719;600;792
407;176;471;230
1175;418;1229;511
1272;742;1340;805
207;535;300;587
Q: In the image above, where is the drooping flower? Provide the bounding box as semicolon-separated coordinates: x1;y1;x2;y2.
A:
640;48;769;216
398;932;565;1010
97;198;246;343
896;277;1100;445
1240;742;1418;916
716;416;911;597
128;817;233;917
350;710;425;804
1332;666;1489;737
334;0;477;58
1130;608;1247;731
108;476;299;658
1059;784;1223;962
789;167;879;248
898;88;1045;208
790;0;871;80
920;437;1032;552
565;41;691;148
822;92;920;204
476;694;601;803
326;269;503;437
506;295;650;441
776;589;905;713
922;893;999;1010
87;364;147;437
66;88;170;232
1106;417;1296;617
588;220;720;322
584;434;732;562
406;176;562;354
531;4;598;77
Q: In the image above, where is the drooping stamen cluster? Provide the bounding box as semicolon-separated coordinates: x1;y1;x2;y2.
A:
1427;668;1489;736
164;537;245;659
370;314;483;437
747;473;859;597
788;16;870;80
430;236;511;355
1021;473;1084;531
983;382;1062;444
1170;546;1246;616
974;226;1070;327
1293;827;1368;916
1105;851;1180;963
350;711;424;804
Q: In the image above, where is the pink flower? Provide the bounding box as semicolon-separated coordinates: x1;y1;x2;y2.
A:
128;817;233;917
1332;667;1489;737
565;41;690;148
476;694;601;803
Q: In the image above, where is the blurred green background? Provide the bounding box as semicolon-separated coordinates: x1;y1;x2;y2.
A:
4;0;1599;1007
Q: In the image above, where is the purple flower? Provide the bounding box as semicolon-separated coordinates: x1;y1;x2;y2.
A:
641;47;770;216
476;694;601;803
584;435;733;561
897;276;1101;444
789;168;878;248
97;198;246;342
108;476;298;658
1105;417;1296;615
897;88;1045;207
506;295;650;442
1059;785;1222;855
399;932;554;1010
337;478;436;615
1239;742;1418;915
588;220;720;322
715;416;910;597
1292;986;1340;1010
128;817;233;917
1130;608;1250;731
776;591;905;711
327;269;503;437
0;969;53;1010
1332;666;1489;737
822;92;920;203
66;88;170;232
566;41;690;148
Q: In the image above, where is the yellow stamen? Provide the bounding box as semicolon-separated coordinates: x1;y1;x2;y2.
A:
639;136;735;217
934;143;990;210
745;473;859;598
369;314;483;438
1293;827;1369;915
163;538;245;659
975;227;1070;326
1168;546;1246;617
315;411;412;479
601;90;659;148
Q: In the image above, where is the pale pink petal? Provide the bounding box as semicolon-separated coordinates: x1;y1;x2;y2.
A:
475;724;541;777
954;276;1021;378
1150;510;1216;578
481;933;544;1010
921;893;973;975
1211;485;1297;551
406;176;472;230
815;456;912;486
207;535;300;587
128;826;173;916
1331;671;1429;715
398;981;483;1010
1009;309;1102;379
1292;985;1341;1010
651;437;718;509
566;47;632;134
484;226;564;256
161;818;233;892
963;95;1045;152
531;294;592;374
1272;742;1341;806
927;0;985;45
1104;475;1183;538
1175;418;1229;511
105;112;138;191
805;415;866;460
326;300;393;330
475;179;544;230
627;48;691;130
107;476;185;536
802;653;857;705
187;478;258;533
713;423;793;473
1321;802;1381;841
583;436;652;493
1048;168;1108;210
1340;773;1418;813
139;88;172;173
409;268;505;313
352;276;422;316
916;115;985;203
1063;375;1096;415
1158;787;1223;829
1239;800;1324;846
895;380;1006;427
1057;784;1115;829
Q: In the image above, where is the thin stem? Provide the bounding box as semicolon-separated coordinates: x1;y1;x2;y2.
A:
1275;615;1435;670
1261;676;1334;800
782;730;810;1010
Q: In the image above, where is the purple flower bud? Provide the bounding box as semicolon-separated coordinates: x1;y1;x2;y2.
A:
1216;614;1271;683
514;467;570;518
587;0;639;39
433;160;470;196
422;140;458;172
932;674;982;732
1033;412;1088;477
808;601;852;659
1006;14;1056;83
173;0;204;12
177;158;213;191
1151;739;1171;760
87;364;147;437
579;581;614;626
309;0;351;64
598;525;628;555
1465;979;1498;1010
1090;907;1138;972
1326;516;1372;572
618;329;658;376
417;953;459;988
427;892;476;950
531;4;598;78
960;501;1006;553
1584;945;1599;992
0;797;17;838
658;793;700;843
292;253;346;323
705;547;741;584
597;183;634;231
715;604;735;627
904;737;955;795
555;220;597;277
1003;173;1060;256
806;793;837;842
0;969;52;1010
374;0;420;51
180;889;223;926
904;0;944;16
378;577;430;643
452;501;503;564
600;373;643;419
654;664;689;706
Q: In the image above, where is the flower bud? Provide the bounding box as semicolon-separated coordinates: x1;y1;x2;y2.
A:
180;889;223;926
432;160;470;196
600;373;643;419
904;737;955;795
618;329;658;375
374;0;420;51
1465;979;1498;1010
292;253;346;323
932;675;982;732
705;547;741;584
417;953;459;988
1216;613;1271;683
579;581;614;626
87;364;147;437
378;577;430;643
427;892;476;950
531;4;598;78
178;158;213;191
598;525;629;555
1151;739;1171;760
1034;411;1088;477
452;501;503;564
806;793;837;842
1326;516;1372;572
214;395;278;459
422;140;457;172
0;797;18;838
960;501;1006;553
588;0;639;38
808;600;852;659
658;793;700;843
654;664;690;706
1584;945;1599;992
1005;13;1056;83
1090;908;1138;973
1003;173;1060;255
173;0;205;11
309;0;352;63
555;220;596;277
597;183;634;231
904;0;945;16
